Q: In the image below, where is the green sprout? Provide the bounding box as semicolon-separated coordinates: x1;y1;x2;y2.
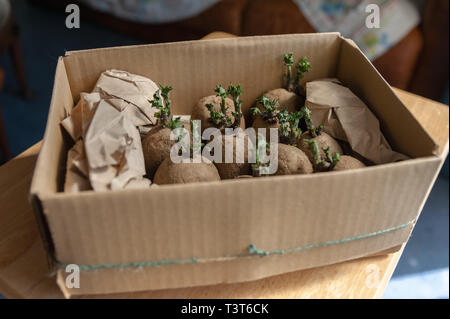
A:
205;84;233;128
206;103;228;126
251;95;279;123
150;85;184;131
283;53;295;92
215;84;228;114
166;117;181;130
283;54;311;94
277;110;303;145
296;57;311;81
205;83;244;129
299;105;323;137
295;57;311;95
305;140;340;172
324;146;340;170
227;83;244;129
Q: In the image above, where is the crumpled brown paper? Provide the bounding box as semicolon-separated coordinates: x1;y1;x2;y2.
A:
305;79;408;164
62;70;158;192
64;140;91;192
61;92;101;141
84;99;150;191
93;69;159;126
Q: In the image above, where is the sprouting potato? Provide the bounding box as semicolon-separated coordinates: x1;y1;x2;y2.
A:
275;143;313;175
333;155;366;171
153;156;221;185
213;133;253;179
141;85;190;179
298;131;342;165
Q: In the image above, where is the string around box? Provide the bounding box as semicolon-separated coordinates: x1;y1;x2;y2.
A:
53;220;414;272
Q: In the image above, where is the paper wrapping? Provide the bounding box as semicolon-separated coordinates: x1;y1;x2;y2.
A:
84;99;150;191
93;69;159;126
306;79;409;164
63;140;91;192
61;92;101;141
62;70;158;192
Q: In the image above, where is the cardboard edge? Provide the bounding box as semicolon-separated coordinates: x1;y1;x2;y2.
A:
29;194;55;270
30;57;68;197
338;37;439;157
29;57;71;270
64;32;342;57
37;154;441;201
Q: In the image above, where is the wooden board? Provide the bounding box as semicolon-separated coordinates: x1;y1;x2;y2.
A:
0;32;448;299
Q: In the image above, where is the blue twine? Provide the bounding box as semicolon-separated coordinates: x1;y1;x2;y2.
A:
55;220;414;272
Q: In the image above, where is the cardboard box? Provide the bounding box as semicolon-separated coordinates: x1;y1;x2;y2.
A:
30;33;445;297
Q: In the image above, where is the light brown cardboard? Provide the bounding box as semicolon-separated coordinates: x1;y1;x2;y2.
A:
30;33;446;297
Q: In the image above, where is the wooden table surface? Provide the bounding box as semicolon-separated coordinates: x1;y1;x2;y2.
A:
0;33;448;299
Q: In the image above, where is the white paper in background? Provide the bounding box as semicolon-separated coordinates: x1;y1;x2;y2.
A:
294;0;421;60
306;79;409;164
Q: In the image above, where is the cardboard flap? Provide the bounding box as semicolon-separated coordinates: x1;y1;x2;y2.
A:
337;38;439;158
30;58;74;196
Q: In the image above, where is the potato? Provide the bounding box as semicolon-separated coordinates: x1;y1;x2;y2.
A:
191;95;245;132
214;134;253;179
275;143;313;175
153;156;221;185
297;132;343;164
333;155;366;171
141;124;190;179
262;88;303;113
251;116;280;143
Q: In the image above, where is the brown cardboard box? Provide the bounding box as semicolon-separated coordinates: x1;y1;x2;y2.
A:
30;33;446;297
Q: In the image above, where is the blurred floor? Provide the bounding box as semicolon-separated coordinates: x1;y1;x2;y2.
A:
384;176;449;299
0;0;448;299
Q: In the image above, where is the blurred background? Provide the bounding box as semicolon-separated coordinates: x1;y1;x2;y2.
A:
0;0;448;298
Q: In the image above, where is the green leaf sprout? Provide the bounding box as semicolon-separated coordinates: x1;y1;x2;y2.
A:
205;83;244;129
150;85;180;129
251;95;279;123
299;105;323;137
277;110;303;145
227;83;244;129
305;140;340;171
282;53;311;94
